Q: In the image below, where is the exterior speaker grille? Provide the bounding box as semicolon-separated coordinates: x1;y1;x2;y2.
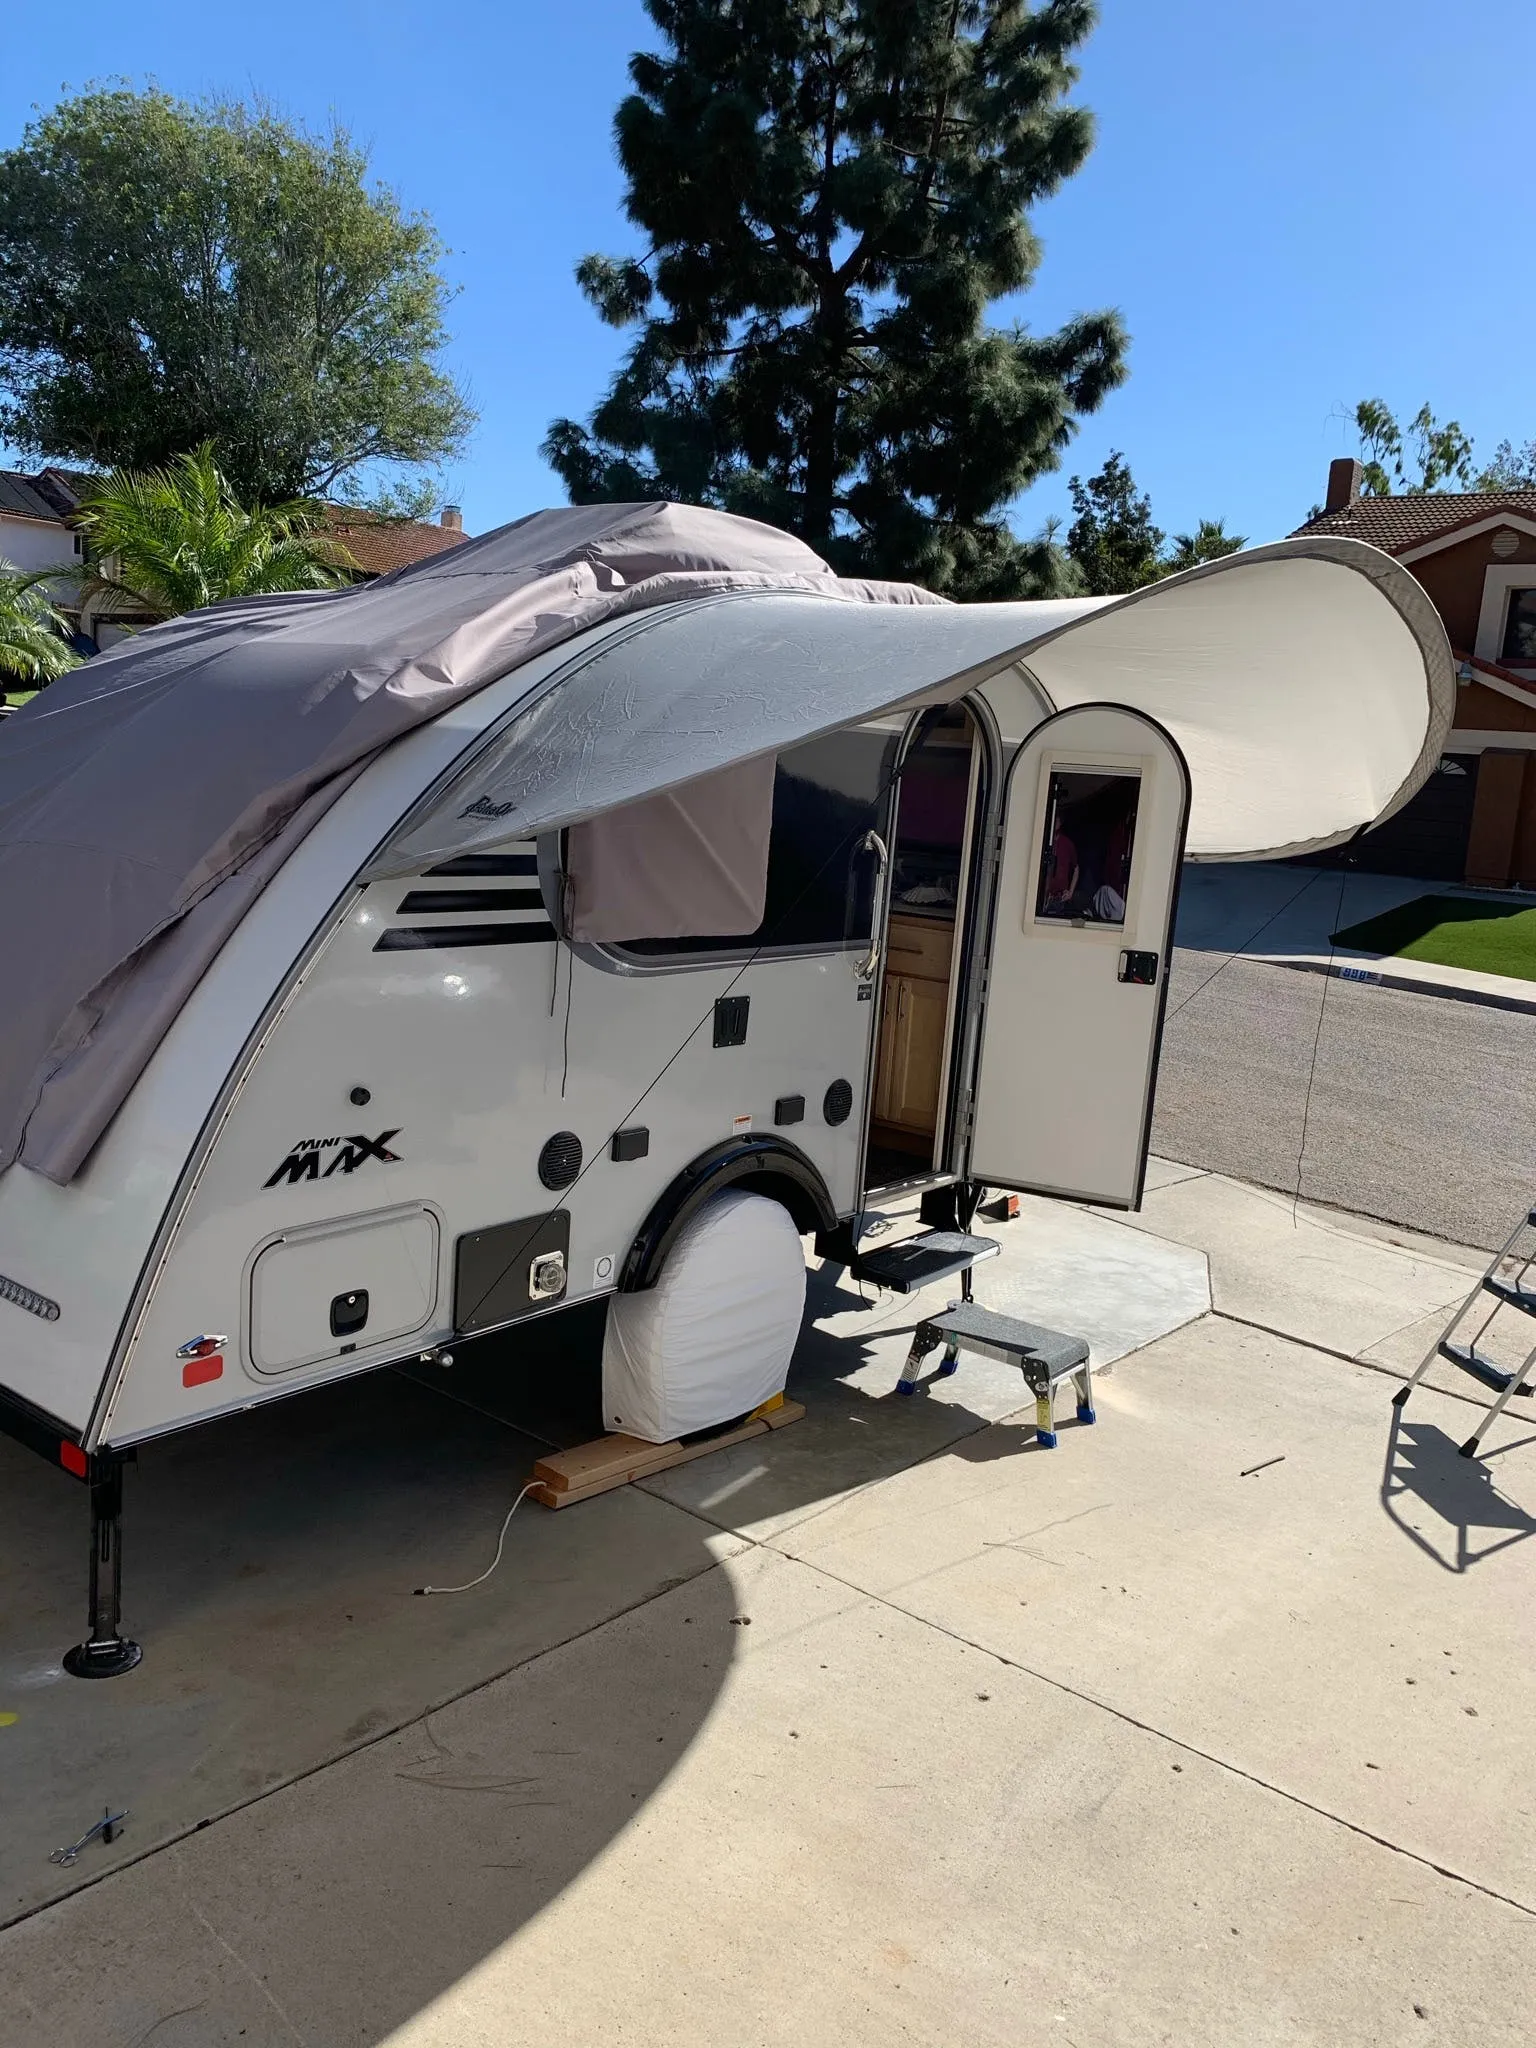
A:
538;1131;583;1190
823;1079;854;1126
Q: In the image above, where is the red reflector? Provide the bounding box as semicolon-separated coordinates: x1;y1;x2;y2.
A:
182;1354;224;1389
59;1440;88;1478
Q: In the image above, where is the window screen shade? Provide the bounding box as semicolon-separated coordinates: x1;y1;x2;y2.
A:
565;755;777;944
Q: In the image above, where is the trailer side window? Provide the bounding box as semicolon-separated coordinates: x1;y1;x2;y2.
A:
619;728;899;959
1034;769;1140;927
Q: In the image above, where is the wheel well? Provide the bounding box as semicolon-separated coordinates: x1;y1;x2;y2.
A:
619;1136;838;1291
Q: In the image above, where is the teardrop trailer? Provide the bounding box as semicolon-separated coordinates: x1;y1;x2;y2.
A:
0;505;1451;1675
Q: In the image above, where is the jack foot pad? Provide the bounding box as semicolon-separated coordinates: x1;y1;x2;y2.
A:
63;1638;143;1680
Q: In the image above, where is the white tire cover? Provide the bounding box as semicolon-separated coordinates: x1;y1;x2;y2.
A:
601;1189;807;1444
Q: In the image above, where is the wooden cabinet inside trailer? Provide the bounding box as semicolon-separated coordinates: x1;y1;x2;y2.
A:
872;913;954;1153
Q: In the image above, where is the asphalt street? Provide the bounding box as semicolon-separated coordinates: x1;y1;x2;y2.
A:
1151;949;1535;1252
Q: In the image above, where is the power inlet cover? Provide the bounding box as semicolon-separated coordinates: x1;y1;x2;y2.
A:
454;1210;570;1334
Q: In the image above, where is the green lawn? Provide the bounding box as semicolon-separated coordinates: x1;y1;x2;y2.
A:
1332;895;1536;982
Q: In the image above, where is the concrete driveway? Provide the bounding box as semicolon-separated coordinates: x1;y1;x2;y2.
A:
1;1170;1532;2046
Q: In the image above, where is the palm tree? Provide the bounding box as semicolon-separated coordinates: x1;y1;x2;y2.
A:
73;444;356;622
0;564;82;688
1164;519;1247;573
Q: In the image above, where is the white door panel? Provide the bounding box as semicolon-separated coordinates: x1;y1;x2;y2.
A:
969;704;1189;1207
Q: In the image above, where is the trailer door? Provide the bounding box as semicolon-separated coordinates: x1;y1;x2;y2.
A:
967;704;1189;1209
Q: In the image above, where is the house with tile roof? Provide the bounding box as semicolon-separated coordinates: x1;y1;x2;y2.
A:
1293;461;1536;887
0;466;472;657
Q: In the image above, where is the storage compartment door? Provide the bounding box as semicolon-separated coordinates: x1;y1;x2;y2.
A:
248;1204;440;1374
968;705;1189;1208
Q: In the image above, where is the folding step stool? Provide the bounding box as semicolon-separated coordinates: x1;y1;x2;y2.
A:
896;1301;1094;1448
1393;1203;1536;1459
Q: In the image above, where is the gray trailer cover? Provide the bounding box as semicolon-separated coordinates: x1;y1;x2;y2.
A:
0;504;936;1185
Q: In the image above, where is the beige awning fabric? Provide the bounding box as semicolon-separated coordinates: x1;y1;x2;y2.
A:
379;537;1452;873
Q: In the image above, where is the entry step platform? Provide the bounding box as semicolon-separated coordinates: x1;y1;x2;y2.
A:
848;1230;1000;1295
897;1302;1093;1449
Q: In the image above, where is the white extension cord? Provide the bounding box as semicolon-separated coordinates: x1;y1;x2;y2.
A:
413;1480;541;1596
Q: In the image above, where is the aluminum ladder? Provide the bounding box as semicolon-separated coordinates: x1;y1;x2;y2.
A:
1393;1203;1536;1458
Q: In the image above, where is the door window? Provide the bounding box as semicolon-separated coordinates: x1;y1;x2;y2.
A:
1034;769;1141;927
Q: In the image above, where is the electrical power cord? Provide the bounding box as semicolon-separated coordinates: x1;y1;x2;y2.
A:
414;1481;541;1596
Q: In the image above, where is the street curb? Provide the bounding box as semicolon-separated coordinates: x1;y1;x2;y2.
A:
1266;955;1536;1017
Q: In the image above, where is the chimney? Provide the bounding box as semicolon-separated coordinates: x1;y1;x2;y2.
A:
1325;458;1363;513
439;504;463;531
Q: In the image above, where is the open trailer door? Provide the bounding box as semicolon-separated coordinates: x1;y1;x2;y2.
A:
968;703;1190;1209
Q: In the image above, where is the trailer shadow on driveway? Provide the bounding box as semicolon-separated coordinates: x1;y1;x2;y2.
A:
0;1262;1039;1934
0;1200;1208;2048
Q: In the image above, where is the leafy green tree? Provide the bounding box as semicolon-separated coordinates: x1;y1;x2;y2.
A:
1476;438;1536;492
1065;452;1162;593
1163;516;1245;572
0;564;81;685
1352;399;1474;497
1064;455;1243;592
74;445;356;621
545;0;1127;598
0;88;473;503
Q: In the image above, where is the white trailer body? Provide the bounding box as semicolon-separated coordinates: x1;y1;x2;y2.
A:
0;518;1451;1673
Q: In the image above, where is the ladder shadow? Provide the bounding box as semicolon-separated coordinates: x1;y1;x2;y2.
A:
1380;1408;1536;1573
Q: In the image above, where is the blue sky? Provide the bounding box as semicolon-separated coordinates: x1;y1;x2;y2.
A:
6;1;1532;545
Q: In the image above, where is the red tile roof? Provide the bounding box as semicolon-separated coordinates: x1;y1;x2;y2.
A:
324;510;471;577
1;467;472;578
1292;490;1536;553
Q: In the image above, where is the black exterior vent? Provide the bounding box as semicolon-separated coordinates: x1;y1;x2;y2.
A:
713;995;750;1047
823;1079;854;1126
538;1131;583;1190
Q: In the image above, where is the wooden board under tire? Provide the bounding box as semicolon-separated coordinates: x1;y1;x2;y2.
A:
530;1399;805;1508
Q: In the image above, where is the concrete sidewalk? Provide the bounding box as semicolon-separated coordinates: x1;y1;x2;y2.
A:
2;1167;1533;2047
1177;861;1536;1011
1101;1160;1536;1421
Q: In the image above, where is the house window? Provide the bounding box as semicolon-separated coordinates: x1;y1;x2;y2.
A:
1500;588;1536;664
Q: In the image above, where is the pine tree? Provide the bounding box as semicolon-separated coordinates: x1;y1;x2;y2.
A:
544;1;1126;598
1065;452;1162;594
